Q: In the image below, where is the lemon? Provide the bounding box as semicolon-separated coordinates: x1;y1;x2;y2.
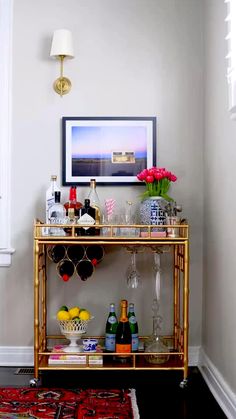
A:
59;305;68;312
68;307;80;319
79;309;91;321
57;310;71;321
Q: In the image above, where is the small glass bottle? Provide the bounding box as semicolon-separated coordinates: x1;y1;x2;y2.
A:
48;191;66;236
128;303;139;352
144;299;169;364
77;199;96;236
105;303;118;352
87;179;101;224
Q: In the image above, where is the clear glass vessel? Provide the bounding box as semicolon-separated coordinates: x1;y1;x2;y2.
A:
144;299;169;364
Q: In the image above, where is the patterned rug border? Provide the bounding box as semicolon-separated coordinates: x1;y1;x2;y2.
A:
0;387;140;419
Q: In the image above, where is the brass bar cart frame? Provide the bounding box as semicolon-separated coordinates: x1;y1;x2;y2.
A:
31;220;189;387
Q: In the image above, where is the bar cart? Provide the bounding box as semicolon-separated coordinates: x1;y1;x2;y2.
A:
31;220;189;387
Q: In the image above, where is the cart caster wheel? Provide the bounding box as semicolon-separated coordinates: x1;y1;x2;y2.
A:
179;378;188;389
30;378;41;387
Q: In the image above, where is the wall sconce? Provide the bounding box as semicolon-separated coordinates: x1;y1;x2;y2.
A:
50;29;74;96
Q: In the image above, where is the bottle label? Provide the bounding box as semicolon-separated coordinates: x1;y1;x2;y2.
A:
105;334;116;351
78;213;95;230
131;333;139;351
108;316;117;324
129;315;137;324
116;344;131;353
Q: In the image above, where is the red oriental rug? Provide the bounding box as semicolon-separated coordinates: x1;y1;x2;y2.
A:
0;387;139;418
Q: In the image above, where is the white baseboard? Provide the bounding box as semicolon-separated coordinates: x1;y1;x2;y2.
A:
199;349;236;419
0;345;199;367
0;346;34;366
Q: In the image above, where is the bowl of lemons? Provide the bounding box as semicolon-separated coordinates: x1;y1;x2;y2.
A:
57;305;93;352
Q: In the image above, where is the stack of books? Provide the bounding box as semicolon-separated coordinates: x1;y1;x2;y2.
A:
48;344;103;367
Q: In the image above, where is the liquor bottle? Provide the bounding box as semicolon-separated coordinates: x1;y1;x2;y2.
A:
128;303;139;352
105;303;118;352
77;199;96;236
64;186;82;218
46;175;61;224
115;299;132;358
87;179;101;225
48;191;66;236
57;258;75;282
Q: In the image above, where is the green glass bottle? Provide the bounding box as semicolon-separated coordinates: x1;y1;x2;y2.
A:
128;302;139;351
105;303;118;352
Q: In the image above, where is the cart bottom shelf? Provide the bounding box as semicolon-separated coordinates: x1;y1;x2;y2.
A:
37;354;185;371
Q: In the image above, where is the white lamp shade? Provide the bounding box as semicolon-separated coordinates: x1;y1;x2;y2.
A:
50;29;74;58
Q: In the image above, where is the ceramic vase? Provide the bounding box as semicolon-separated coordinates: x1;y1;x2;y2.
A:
139;196;167;229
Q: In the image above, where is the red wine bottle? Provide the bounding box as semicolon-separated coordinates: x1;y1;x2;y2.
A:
67;245;85;263
76;259;94;281
48;245;66;263
57;259;75;282
86;245;104;265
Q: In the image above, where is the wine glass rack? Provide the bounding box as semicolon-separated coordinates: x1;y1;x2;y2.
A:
31;219;189;388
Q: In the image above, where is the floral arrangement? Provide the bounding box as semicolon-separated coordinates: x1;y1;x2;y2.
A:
137;167;177;201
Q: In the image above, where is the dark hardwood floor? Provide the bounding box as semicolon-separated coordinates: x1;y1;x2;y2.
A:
0;366;226;418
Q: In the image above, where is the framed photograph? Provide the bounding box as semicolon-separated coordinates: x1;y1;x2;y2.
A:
62;116;156;185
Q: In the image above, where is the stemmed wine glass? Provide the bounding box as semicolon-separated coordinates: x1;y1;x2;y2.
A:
126;250;141;289
153;251;161;302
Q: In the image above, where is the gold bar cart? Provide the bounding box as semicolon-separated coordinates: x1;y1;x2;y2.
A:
31;220;189;388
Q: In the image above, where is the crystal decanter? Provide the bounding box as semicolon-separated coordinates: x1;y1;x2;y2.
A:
144;299;169;364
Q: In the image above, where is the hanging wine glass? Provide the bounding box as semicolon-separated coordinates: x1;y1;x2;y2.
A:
126;250;141;289
153;251;161;303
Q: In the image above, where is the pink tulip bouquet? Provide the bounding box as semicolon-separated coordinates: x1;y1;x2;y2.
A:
137;167;177;201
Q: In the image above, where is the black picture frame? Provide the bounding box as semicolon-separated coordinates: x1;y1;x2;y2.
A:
62;116;156;185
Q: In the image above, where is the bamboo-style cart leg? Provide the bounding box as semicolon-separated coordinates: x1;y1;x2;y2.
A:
30;240;40;387
42;245;47;352
174;245;180;351
180;240;189;388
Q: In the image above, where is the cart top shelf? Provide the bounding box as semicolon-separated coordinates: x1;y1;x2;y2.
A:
34;219;189;244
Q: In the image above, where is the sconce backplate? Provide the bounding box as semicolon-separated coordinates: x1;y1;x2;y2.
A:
53;77;71;96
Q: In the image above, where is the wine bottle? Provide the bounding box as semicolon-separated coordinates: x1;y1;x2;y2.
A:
48;244;66;263
105;303;118;352
76;259;94;281
87;179;101;224
64;186;82;218
67;245;85;264
77;199;96;236
128;302;139;352
57;258;75;282
86;245;104;265
48;191;66;236
115;299;132;358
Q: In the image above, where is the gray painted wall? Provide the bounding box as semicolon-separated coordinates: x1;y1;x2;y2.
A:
0;0;203;349
203;0;236;393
